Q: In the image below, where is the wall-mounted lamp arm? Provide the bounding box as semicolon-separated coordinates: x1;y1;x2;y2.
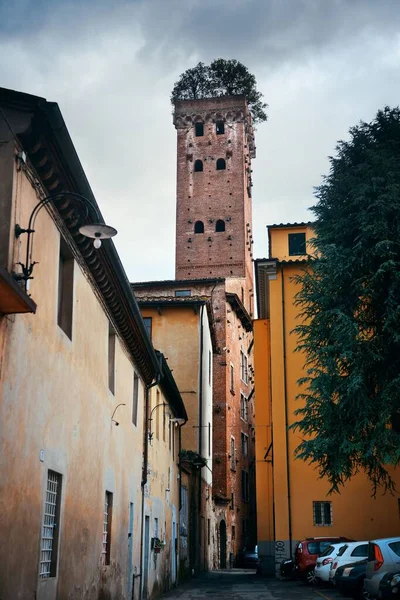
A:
14;191;117;288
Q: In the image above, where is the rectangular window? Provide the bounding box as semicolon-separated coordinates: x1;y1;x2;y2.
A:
207;519;211;545
163;404;166;442
195;122;204;137
156;390;160;440
132;372;139;426
216;121;225;135
57;242;74;339
175;289;191;297
102;492;113;565
154;517;159;538
232;525;235;540
143;317;152;340
240;350;248;384
108;327;116;394
313;501;332;526
288;232;306;256
230;437;236;471
241;470;249;502
241;432;248;457
230;364;234;394
240;394;248;421
169;417;172;451
39;470;62;579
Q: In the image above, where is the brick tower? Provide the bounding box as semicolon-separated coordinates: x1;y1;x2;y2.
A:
174;95;255;315
174;96;257;568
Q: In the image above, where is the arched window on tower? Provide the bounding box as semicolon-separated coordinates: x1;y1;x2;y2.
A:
216;121;225;135
216;158;226;171
194;221;204;234
216;220;225;232
194;160;203;172
195;122;204;137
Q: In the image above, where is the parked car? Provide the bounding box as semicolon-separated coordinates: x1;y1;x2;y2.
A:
364;538;400;598
334;559;367;599
315;543;347;584
294;537;353;584
237;545;259;569
329;541;369;582
378;570;400;598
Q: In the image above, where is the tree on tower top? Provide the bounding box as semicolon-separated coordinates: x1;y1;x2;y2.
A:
171;59;267;125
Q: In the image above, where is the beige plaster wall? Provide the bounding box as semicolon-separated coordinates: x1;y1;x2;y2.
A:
0;158;146;600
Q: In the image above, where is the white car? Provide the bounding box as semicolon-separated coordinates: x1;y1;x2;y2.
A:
329;541;369;582
315;543;347;583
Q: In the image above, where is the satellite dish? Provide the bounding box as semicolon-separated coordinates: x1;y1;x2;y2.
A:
79;223;118;249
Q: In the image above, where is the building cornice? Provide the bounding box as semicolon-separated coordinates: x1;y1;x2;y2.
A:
0;87;160;386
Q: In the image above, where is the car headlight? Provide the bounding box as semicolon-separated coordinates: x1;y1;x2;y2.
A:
391;574;400;587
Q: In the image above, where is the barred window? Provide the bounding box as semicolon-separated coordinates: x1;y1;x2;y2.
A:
102;492;113;565
39;470;62;579
313;501;332;526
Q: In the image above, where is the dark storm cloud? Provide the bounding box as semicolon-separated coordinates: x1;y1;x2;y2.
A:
1;0;400;280
2;0;400;70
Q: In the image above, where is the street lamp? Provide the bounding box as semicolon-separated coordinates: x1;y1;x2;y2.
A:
14;191;117;287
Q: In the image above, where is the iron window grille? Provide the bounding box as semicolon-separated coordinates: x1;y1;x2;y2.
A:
102;492;113;565
313;501;332;526
39;470;62;579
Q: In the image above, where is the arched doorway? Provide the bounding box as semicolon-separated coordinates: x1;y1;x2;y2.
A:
219;520;227;569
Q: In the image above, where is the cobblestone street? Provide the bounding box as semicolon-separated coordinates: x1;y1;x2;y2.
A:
160;570;343;600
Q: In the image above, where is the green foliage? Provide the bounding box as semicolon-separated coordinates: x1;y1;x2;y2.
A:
292;107;400;495
171;59;267;124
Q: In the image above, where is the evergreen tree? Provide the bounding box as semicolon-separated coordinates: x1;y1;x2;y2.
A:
171;59;267;124
292;107;400;495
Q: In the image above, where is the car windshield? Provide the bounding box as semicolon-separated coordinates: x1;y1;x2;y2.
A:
320;545;335;557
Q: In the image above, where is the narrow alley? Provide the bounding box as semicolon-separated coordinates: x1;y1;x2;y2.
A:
160;571;342;600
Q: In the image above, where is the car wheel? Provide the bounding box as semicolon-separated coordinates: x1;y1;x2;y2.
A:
305;569;317;585
359;588;374;600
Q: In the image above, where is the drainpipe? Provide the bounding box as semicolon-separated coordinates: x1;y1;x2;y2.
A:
197;304;205;573
281;264;293;558
139;374;161;600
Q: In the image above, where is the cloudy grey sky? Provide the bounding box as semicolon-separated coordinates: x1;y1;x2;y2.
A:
1;0;400;281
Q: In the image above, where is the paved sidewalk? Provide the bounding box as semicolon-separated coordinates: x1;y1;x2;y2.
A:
160;570;342;600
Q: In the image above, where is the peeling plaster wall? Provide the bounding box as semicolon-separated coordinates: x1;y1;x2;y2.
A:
0;160;145;600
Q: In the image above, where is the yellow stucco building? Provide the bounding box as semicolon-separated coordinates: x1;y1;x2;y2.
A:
254;222;400;576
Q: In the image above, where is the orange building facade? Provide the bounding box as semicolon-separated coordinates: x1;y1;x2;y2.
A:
254;223;400;576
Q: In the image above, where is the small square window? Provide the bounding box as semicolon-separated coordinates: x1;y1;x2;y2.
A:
195;122;204;137
216;121;225;135
313;501;332;526
288;232;306;256
175;290;191;297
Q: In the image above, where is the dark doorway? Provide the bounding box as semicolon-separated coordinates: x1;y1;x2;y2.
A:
219;520;227;569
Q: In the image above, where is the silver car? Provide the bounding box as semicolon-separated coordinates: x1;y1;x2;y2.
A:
364;538;400;597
